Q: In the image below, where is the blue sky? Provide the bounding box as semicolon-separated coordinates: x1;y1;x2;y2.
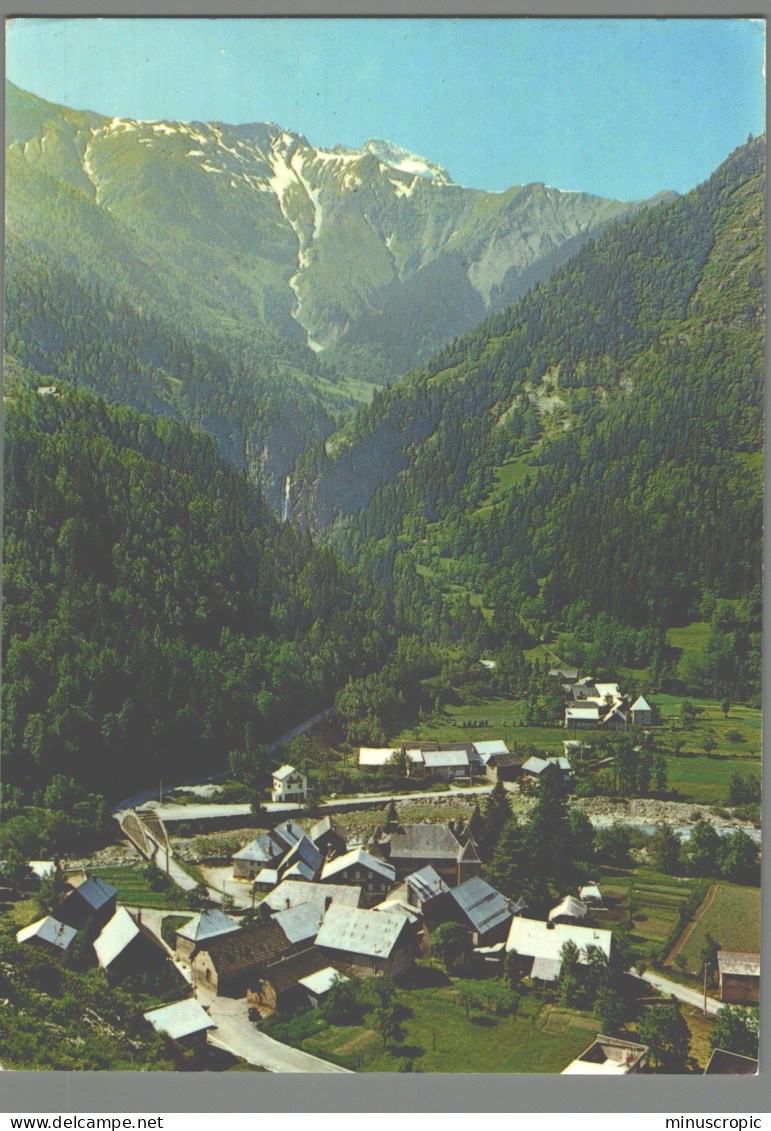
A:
6;17;766;200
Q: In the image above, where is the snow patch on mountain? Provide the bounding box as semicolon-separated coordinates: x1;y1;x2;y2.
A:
362;138;452;184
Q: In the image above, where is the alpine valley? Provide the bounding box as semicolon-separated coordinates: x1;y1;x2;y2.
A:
5;81;673;508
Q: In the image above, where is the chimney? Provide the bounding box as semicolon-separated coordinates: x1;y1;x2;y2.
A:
325;895;333;912
286;898;291;909
546;921;555;930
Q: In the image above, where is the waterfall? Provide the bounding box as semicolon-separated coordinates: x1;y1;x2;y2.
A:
281;475;291;523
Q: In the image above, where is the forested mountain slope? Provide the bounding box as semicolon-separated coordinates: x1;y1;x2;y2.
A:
5;81;670;508
319;137;764;694
1;371;435;802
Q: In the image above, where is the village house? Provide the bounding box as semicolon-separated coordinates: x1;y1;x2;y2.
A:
270;765;307;804
483;752;524;783
275;834;324;883
717;951;760;1005
175;909;239;962
15;915;76;957
143;998;216;1051
315;903;419;977
262;880;363;914
248;947;329;1013
404;865;450;912
191;918;295;997
93;907;169;978
505;917;613;982
232;831;288;880
630;695;653;726
561;1036;649;1075
368;822;482;884
57;875;118;932
449;876;515;946
320;847;396;900
564;704;600;730
309;816;347;859
420;749;472;781
521;756;572;785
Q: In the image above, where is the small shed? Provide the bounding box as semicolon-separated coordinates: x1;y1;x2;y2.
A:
578;881;606;910
548;896;588;924
704;1049;759;1075
16;915;76;956
298;966;348;1008
143;998;215;1050
717;951;760;1005
565;705;600;730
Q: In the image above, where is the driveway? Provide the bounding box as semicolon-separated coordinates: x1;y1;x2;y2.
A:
199;989;350;1073
634;969;722;1015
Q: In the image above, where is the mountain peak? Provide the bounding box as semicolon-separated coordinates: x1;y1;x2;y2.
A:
360;137;453;183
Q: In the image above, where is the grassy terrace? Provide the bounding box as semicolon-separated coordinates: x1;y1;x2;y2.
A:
267;974;598;1073
593;864;704;964
88;864;188;909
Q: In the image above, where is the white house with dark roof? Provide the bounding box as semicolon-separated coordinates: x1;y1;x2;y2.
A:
271;765;307;803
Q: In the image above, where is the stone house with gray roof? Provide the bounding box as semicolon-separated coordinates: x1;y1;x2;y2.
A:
315;904;419;977
368;822;481;884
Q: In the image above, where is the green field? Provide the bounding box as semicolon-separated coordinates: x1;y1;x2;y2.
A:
670;884;760;974
274;980;597;1073
88;865;188;909
393;694;567;754
595;865;701;961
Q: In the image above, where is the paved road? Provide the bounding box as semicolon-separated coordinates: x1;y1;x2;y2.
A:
136;782;496;823
634;969;722;1015
199;989;350;1073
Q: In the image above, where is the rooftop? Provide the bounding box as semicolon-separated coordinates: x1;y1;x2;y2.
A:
273;764;300;782
405;865;449;903
263;880;362;913
271;902;324;946
316;903;410;959
69;875;118;911
506;917;612;966
562;1036;648;1075
297;966;348;997
93;907;143;967
717;951;760;977
143;999;215;1041
372;823;466;862
176;909;239;944
321;847;396;884
16;915;76;951
452;876;512;934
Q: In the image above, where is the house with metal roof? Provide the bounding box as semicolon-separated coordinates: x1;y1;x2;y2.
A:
368;822;481;884
57;875;118;932
143;999;216;1049
276;834;324;884
232;831;287;880
321;847;395;901
191;918;296;997
521;756;572;783
175;909;239;961
248;946;329;1013
451;876;515;945
309;816;347;859
16;915;76;955
564;704;600;730
263;880;363;914
421;749;470;780
404;865;450;911
561;1036;648;1075
271;902;324;948
298;966;348;1008
717;951;760;1005
578;881;606;910
93;907;168;978
506;918;612;981
271;765;307;804
315;903;418;977
472;740;510;764
548;895;588;924
630;695;653;726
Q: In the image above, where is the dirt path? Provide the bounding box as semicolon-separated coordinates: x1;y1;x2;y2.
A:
665;882;718;965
